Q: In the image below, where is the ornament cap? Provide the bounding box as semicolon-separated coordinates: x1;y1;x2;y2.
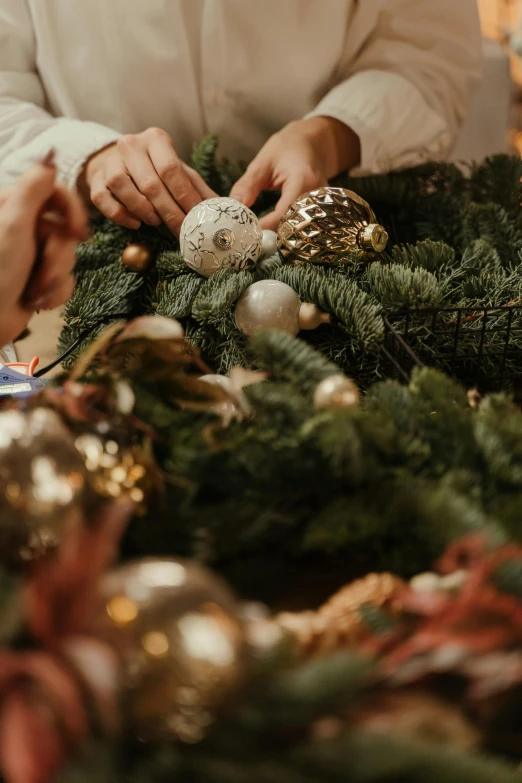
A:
358;223;388;253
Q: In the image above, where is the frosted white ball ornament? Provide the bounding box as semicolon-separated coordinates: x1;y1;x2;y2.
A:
180;198;263;278
235;280;301;337
261;230;279;259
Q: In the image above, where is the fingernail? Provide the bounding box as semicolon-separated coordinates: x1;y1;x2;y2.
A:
146;214;161;226
127;220;141;230
40;149;56;168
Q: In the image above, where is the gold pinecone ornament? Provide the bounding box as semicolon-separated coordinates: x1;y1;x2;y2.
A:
276;573;406;657
277;187;388;265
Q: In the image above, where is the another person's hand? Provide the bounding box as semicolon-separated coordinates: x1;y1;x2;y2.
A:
230;117;361;231
0;155;88;347
79;128;218;236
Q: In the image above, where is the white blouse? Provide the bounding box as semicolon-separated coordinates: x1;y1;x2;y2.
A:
0;0;482;189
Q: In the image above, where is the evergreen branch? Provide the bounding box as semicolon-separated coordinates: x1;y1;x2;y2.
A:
155;275;205;319
273;266;384;351
192;269;256;322
248;330;341;396
365;262;443;309
191;135;222;192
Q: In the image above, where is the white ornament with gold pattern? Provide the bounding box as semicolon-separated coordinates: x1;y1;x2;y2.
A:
180;197;263;278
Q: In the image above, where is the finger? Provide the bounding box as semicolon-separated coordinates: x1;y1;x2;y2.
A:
23;235;78;309
90;172;141;229
10;158;58;220
230;161;270;207
182;164;218;201
259;175;327;231
122;146;185;236
39;273;75;311
105;162;161;226
43;185;90;241
0;310;32;347
147;132;202;214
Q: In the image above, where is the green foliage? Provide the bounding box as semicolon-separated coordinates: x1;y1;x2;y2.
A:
365;262;442;309
191;135;222;193
58;651;522;783
100;335;512;605
29;148;522;779
63;154;522;392
192;269;257;322
249;330;339;394
273;266;385;351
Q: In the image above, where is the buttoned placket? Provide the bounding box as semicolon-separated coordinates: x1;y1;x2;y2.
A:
200;0;233;136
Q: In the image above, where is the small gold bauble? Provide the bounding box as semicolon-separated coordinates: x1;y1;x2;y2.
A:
298;303;332;331
122;244;153;273
0;408;86;566
314;375;360;412
277;187;388;265
101;558;246;743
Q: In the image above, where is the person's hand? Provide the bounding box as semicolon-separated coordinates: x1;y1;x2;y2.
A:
0;154;88;346
230;117;361;231
79;128;218;236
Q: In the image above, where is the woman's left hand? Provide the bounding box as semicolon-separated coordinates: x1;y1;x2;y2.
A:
230;117;361;230
0;156;88;347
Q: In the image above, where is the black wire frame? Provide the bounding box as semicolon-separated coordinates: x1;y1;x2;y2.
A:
35;305;522;394
381;304;522;390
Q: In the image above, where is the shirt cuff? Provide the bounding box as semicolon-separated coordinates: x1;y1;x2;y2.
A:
0;118;121;189
0;343;17;363
306;70;452;176
56;120;122;190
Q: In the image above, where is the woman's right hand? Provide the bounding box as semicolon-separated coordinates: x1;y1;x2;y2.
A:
80;127;218;236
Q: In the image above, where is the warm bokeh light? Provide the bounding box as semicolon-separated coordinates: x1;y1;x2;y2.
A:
478;1;522;154
107;595;139;625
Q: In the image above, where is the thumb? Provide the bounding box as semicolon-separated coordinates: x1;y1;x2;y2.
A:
11;152;57;218
230;162;269;207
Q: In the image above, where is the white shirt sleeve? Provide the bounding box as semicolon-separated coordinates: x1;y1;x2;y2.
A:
0;0;120;188
307;0;483;175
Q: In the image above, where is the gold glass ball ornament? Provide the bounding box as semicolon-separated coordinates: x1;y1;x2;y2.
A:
101;558;246;743
277;187;388;265
122;243;153;273
314;374;360;412
0;408;86;566
74;433;150;508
